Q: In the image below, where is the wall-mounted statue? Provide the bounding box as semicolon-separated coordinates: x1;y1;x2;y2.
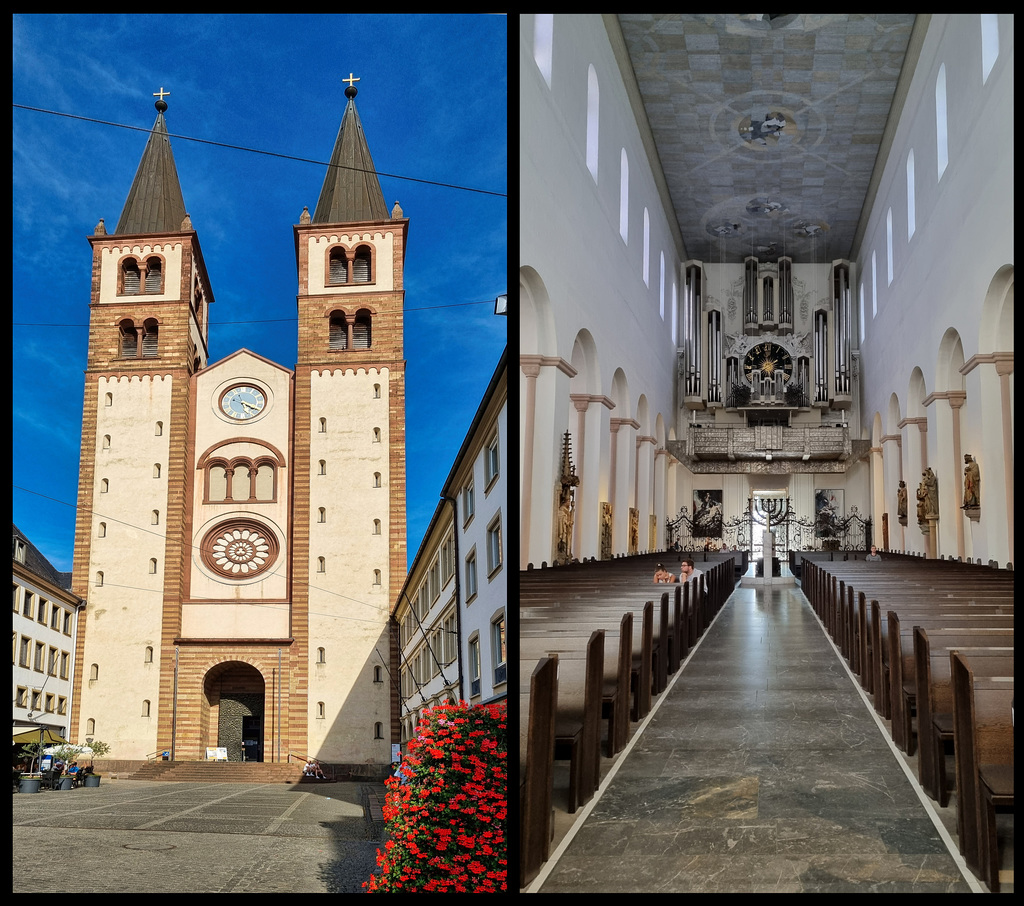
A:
553;431;580;566
896;480;908;520
962;453;980;508
916;474;928;524
628;507;639;555
600;502;613;560
924;467;939;520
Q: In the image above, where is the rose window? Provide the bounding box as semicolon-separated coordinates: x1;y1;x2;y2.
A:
202;522;278;579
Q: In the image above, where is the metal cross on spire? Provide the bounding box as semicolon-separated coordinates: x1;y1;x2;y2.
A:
343;72;360;99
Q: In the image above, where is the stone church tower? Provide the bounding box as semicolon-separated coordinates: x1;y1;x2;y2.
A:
71;83;405;770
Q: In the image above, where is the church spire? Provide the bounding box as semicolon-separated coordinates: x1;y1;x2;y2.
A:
115;89;188;235
312;75;389;223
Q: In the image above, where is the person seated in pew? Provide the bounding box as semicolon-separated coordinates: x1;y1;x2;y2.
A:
653;563;676;584
864;545;882;562
678;558;703;584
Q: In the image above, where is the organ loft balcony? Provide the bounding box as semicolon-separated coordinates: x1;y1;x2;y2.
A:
667;421;871;474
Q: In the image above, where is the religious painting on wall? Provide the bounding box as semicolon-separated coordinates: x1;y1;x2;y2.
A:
814;489;844;539
692;489;723;538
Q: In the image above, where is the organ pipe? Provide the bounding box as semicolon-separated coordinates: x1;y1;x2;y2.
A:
814;310;828;403
707;309;722;403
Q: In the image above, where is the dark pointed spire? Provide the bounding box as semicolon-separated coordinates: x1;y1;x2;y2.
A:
115;89;188;234
312;75;389;224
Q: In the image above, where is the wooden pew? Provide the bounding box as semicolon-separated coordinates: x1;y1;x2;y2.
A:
912;631;1012;803
887;614;1012;753
520;657;557;889
951;651;1014;891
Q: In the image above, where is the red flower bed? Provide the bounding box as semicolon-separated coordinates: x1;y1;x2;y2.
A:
365;700;507;893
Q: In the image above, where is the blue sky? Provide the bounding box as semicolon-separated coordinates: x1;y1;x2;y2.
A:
13;13;507;573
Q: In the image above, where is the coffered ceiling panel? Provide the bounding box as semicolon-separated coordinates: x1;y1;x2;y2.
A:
617;14;916;263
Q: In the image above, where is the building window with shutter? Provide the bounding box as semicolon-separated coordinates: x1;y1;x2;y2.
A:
119;320;139;358
352;246;371;283
144;256;163;293
353;310;371;348
329;311;348;349
121;258;141;294
328;247;348;284
142;319;159;357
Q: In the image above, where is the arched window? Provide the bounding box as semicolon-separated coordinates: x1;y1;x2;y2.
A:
144;646;153;663
317;702;326;719
328;247;348;284
372;427;381;443
981;14;999;83
317;647;326;664
352;246;371;283
374;722;384;739
373;384;381;399
90;663;99;680
121;258;140;294
151;510;159;525
102;435;110;450
149;558;158;574
100;479;108;493
144;256;162;292
586;64;599;181
255;463;274;501
373;519;381;535
142;319;159;358
319;418;327;433
373;472;381;488
534;14;553;88
374;665;383;683
209;464;227;500
886;208;894;286
373;569;381;586
318;460;326;475
142;700;151;717
318;507;326;523
329;311;348;350
936;64;948;179
353;310;371;348
98;522;106;538
317;557;326;573
155;421;163;436
619;148;629;243
906;150;916;240
86;719;95;735
105;392;113;407
642;208;650;287
154;463;161;479
120;320;139;358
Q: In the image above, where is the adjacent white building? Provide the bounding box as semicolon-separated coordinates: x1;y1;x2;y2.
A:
13;525;85;741
394;347;507;743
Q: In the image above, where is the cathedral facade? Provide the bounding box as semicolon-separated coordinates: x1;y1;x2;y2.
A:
70;86;405;766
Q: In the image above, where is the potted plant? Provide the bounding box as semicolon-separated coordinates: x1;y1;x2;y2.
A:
47;740;111;789
16;743;45;793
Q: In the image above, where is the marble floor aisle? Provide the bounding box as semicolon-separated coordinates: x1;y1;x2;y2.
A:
534;585;977;893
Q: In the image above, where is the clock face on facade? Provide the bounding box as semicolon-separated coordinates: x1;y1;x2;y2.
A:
220;384;266;420
743;342;793;384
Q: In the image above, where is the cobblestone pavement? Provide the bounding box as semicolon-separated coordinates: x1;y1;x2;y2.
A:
13;780;389;893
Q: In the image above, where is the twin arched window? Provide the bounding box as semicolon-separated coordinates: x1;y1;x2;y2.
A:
119;255;164;295
328;309;372;350
327;244;373;285
119;318;159;359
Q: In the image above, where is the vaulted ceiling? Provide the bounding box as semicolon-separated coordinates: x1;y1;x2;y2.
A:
616;14;919;264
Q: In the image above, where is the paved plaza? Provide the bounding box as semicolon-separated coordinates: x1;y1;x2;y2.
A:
13;780;389;893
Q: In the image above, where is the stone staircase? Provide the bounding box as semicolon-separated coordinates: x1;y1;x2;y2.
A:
130;760;306;783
